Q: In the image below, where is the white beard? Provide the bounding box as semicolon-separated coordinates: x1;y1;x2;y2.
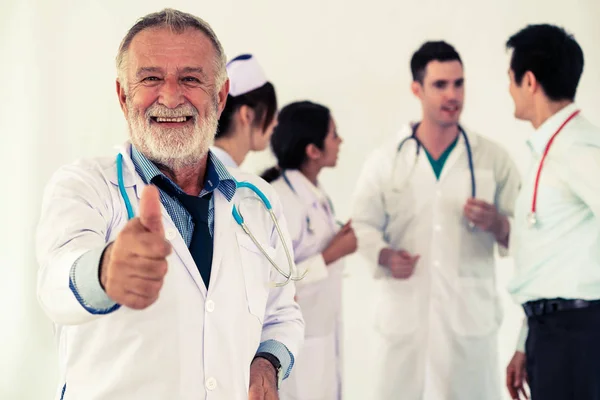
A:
127;98;219;170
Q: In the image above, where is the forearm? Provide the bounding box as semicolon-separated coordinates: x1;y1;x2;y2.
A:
38;245;118;326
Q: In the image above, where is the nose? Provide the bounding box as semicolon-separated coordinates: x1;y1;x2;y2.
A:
158;77;184;109
446;85;462;103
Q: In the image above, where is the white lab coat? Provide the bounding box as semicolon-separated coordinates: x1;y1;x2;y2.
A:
270;170;344;400
351;124;520;400
35;142;304;400
210;145;239;168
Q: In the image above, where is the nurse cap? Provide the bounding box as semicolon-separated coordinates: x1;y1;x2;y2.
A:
226;54;268;97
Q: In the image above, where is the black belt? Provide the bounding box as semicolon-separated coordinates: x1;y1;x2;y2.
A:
523;298;600;317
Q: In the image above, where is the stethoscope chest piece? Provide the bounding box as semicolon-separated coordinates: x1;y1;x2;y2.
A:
527;212;537;228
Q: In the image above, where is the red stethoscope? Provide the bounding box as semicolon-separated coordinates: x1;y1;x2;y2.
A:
527;109;581;227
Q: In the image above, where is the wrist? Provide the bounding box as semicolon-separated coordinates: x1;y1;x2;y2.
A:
492;215;509;242
99;243;113;291
253;352;281;387
378;248;393;267
322;246;339;265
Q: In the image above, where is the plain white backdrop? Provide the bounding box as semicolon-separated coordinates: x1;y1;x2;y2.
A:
1;0;599;398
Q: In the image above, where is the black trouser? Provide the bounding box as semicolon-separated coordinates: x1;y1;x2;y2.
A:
526;302;600;400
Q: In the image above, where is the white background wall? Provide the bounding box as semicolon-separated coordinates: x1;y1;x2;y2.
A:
1;0;599;398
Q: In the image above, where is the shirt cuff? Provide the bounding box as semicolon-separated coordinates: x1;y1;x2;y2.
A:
516;319;528;353
295;253;328;287
69;245;120;314
256;339;294;379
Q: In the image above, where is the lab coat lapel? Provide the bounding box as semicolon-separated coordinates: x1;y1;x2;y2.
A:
413;143;438;188
208;190;234;292
438;127;479;185
438;133;466;184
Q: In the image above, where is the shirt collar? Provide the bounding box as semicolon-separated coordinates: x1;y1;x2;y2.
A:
209;146;239;168
284;169;327;204
527;103;579;155
130;146;237;201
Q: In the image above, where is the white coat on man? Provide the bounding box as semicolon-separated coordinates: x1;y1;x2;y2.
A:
36;142;305;400
351;123;521;400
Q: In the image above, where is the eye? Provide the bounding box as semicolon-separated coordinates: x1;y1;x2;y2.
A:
433;81;446;89
142;76;161;82
182;77;201;83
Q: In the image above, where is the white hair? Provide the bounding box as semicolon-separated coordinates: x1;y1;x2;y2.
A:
116;8;228;92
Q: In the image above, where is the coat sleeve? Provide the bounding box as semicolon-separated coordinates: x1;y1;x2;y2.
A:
258;184;305;379
36;162;119;326
493;146;522;257
350;149;391;278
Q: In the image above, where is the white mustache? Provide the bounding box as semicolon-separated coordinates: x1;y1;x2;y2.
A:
145;103;198;119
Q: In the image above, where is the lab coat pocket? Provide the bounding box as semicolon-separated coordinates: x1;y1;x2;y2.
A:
382;189;417;229
474;169;495;204
451;277;499;337
237;232;274;324
374;280;418;338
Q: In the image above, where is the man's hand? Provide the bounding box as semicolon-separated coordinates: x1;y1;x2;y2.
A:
463;198;510;245
506;351;529;400
249;357;279;400
99;185;171;310
379;248;420;279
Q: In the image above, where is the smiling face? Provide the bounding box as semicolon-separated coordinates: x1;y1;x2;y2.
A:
412;60;465;128
117;27;229;169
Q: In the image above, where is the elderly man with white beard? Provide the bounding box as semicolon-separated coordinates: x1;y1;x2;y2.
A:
35;8;304;400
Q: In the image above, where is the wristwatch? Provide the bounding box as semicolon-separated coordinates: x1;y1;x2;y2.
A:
253;352;283;389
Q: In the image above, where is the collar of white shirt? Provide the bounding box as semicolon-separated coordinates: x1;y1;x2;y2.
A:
286;169;328;206
527;103;580;156
209;145;239;168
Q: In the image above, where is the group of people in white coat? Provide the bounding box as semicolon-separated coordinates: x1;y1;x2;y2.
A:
35;7;600;400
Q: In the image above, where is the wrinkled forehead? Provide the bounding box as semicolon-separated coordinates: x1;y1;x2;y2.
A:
127;27;217;76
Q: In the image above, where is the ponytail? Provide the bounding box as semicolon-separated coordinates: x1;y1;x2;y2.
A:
261;166;282;183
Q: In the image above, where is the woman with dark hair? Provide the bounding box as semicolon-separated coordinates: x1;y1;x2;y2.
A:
210;54;277;168
262;101;357;400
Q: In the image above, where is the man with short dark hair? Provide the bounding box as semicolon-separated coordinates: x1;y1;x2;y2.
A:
505;24;600;400
351;41;521;400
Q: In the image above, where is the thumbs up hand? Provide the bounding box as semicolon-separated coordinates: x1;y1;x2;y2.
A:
100;185;172;309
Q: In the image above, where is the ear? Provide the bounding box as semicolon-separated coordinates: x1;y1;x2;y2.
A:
239;104;255;126
305;143;322;161
524;71;538;94
216;78;230;116
411;81;422;98
116;79;128;117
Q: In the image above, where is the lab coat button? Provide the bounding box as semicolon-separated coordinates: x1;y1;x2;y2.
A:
206;377;217;390
166;229;176;240
206;300;215;313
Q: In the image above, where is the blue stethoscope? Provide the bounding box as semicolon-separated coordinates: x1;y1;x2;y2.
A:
116;153;305;286
393;123;476;229
392;123;475;197
281;171;342;234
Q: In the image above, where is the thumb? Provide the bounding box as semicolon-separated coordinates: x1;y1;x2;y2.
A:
398;250;412;258
139;185;164;234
